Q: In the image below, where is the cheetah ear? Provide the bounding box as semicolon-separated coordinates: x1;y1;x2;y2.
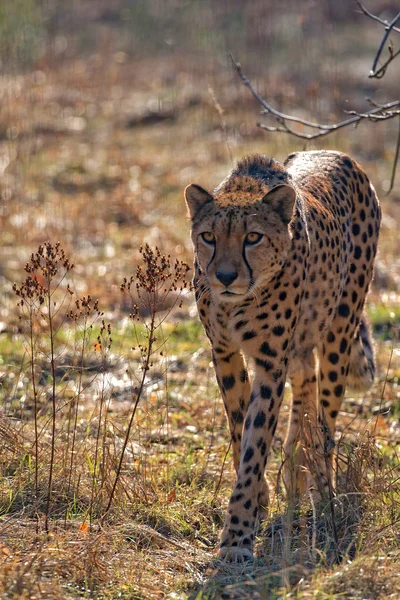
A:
261;184;296;225
184;184;214;219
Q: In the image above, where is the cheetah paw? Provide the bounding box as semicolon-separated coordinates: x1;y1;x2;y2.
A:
217;544;253;562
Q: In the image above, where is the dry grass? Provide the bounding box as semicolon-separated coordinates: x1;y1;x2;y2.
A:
1;2;400;599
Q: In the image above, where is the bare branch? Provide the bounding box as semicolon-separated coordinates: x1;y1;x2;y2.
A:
356;1;400;35
370;44;400;79
369;11;400;77
356;2;400;78
230;5;400;186
230;54;400;141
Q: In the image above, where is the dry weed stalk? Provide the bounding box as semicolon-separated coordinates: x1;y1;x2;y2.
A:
103;244;190;517
11;241;192;528
13;242;74;531
88;318;112;526
65;296;109;526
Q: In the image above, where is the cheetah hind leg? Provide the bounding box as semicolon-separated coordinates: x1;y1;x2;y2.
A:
283;355;320;502
347;314;375;392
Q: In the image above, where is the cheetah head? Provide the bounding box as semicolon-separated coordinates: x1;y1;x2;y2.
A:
185;183;296;303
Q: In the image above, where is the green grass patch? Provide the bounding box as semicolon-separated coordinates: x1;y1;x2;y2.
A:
367;303;400;340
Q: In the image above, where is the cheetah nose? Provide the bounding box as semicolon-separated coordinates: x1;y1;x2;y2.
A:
216;270;238;287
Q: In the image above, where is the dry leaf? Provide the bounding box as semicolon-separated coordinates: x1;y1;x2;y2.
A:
79;521;89;534
0;544;11;556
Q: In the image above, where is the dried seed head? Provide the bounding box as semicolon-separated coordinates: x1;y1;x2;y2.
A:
120;244;191;314
13;242;74;306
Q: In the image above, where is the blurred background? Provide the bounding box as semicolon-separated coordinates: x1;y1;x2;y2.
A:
1;0;399;313
1;4;400;597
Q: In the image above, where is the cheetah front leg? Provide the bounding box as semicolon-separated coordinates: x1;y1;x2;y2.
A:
212;350;270;511
218;363;286;560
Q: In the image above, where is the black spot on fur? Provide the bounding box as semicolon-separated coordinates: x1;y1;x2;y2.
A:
222;375;235;391
232;411;244;424
338;303;350;317
328;352;339;365
254;411;266;427
259;341;277;357
256;358;274;371
243;447;254;462
260;384;272;399
243;330;257;341
272;325;285;336
334;384;343;397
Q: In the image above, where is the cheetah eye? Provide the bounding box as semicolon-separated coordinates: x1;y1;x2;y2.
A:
201;232;216;244
245;232;263;245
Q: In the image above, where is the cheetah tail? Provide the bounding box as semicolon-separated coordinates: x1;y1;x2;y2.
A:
347;313;375;392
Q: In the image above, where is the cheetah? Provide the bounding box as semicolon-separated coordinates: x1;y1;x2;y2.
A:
184;151;381;560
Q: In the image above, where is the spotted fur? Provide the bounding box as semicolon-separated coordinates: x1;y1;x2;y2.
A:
184;151;381;560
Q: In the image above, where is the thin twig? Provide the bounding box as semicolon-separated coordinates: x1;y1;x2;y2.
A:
356;2;400;78
373;346;394;436
388;114;400;194
208;86;233;166
356;1;400;34
308;490;317;564
65;318;89;527
45;283;56;534
369;11;400;77
213;440;232;502
370;47;400;79
28;306;39;532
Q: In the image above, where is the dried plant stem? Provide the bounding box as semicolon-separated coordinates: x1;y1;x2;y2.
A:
100;396;111;492
309;490;317;564
89;365;108;527
13;243;74;532
89;398;104;526
282;496;294;589
103;306;156;519
325;457;339;551
28;306;39;532
45;288;56;533
65;326;87;526
208;86;233;166
373;345;394;435
213;439;232;503
389;115;400;193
